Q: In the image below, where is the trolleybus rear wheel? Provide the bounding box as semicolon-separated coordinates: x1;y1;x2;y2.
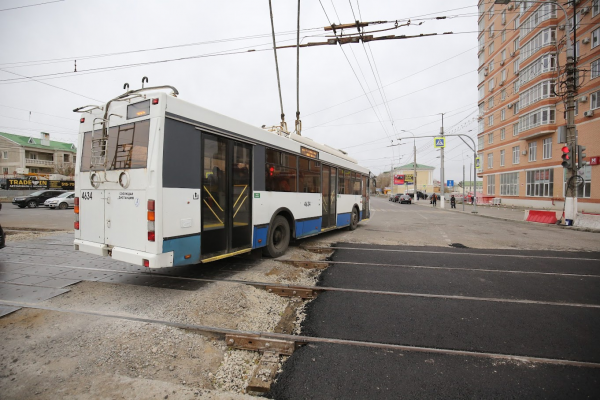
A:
348;207;359;231
263;215;290;258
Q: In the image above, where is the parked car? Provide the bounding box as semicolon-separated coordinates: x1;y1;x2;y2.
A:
0;225;5;249
406;191;427;200
44;191;75;209
391;193;402;202
12;190;66;208
398;194;412;204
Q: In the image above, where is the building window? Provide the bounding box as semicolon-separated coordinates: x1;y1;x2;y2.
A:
501;109;506;121
520;54;556;86
591;90;600;110
592;59;600;79
64;154;70;163
513;122;519;136
574;166;592;198
489;97;494;109
500;149;505;166
479;119;485;134
489;5;494;19
478;136;485;150
501;89;506;101
501;69;507;82
2;151;7;159
528;141;537;161
478;86;485;100
489;59;495;72
501;9;506;25
514;59;520;74
502;29;506;43
489;23;495;38
514;79;520;94
487;174;496;195
520;3;557;37
2;167;8;174
500;172;519;196
543;137;552;159
593;28;600;49
488;132;494;144
513;101;520;114
526;169;553;197
489;41;495;55
520;28;556;61
575;100;579;116
489;115;494;126
513;38;519;52
489;78;495;92
594;0;599;17
519;79;556;108
512;146;520;164
519;106;555;131
487;153;493;169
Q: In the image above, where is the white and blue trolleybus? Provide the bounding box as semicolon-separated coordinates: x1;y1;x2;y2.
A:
73;85;371;268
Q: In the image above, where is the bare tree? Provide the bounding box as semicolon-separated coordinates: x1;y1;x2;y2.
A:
54;164;75;177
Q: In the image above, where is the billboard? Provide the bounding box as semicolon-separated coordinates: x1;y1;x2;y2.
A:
394;174;413;185
6;179;75;190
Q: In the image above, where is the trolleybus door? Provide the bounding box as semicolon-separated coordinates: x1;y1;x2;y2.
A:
201;134;252;260
321;165;337;229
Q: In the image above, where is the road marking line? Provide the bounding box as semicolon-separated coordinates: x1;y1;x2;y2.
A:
1;299;599;369
319;247;600;261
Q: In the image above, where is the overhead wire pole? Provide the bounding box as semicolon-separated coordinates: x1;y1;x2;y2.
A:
440;113;445;209
295;0;302;135
268;0;286;131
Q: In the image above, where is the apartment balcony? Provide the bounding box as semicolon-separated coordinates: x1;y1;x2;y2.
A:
25;158;54;166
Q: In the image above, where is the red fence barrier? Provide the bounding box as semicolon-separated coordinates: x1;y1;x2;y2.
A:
526;210;558;224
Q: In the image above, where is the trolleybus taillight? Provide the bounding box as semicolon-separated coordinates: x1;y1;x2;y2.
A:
152;98;159;105
147;199;155;241
74;197;80;230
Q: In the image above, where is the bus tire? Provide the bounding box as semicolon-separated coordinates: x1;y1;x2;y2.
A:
348;207;359;231
263;215;290;258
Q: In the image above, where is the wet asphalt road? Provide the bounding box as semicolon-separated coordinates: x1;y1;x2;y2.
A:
271;199;600;399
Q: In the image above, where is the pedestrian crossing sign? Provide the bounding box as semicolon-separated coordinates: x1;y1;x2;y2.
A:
434;137;445;148
476;157;481;168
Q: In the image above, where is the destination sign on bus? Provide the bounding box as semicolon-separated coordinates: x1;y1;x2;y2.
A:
300;146;319;159
127;100;150;119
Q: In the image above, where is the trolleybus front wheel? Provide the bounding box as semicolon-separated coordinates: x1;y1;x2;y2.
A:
263;215;290;258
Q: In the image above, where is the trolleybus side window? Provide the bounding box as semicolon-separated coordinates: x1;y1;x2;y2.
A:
345;170;352;194
299;158;321;193
80;132;92;172
265;148;297;192
338;169;345;194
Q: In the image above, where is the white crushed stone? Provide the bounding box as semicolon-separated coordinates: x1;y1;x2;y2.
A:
5;230;71;242
213;349;260;393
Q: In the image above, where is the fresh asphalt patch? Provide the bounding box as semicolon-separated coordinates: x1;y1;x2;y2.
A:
330;244;600;275
272;243;600;398
270;343;600;400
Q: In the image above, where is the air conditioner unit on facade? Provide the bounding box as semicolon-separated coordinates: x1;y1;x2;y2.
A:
515;70;520;75
581;7;590;15
490;32;495;38
484;71;489;76
582;37;591;44
500;60;505;65
522;150;528;155
510;52;516;57
584;110;594;117
499;80;505;86
502;20;506;25
559;25;566;30
480;45;485;52
580;95;588;102
508;4;514;10
508;103;513;108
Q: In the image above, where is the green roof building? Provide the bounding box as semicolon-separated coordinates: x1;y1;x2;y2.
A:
0;132;76;177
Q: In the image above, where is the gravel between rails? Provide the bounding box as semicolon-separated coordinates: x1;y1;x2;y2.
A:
0;238;330;399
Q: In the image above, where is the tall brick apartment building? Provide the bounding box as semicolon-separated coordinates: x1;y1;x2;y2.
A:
477;0;600;213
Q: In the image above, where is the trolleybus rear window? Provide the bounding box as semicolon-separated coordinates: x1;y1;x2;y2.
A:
80;120;150;171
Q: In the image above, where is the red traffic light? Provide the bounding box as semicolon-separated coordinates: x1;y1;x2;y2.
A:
561;145;570;153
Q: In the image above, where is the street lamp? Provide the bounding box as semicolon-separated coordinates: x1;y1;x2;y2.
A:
400;130;418;202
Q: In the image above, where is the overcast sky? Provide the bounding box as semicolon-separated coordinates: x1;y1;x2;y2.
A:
0;0;479;183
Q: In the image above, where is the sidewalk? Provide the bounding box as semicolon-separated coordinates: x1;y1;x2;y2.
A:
414;200;600;233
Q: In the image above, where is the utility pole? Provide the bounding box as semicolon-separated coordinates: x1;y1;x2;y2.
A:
469;163;472;197
440;113;445;209
413;140;418;203
462;164;465;212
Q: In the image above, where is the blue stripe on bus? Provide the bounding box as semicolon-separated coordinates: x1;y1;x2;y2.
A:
163;234;201;266
360;211;363;220
296;217;322;237
253;226;268;249
337;212;351;227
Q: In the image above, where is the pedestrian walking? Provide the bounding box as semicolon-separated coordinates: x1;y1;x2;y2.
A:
432;194;437;207
450;195;456;209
